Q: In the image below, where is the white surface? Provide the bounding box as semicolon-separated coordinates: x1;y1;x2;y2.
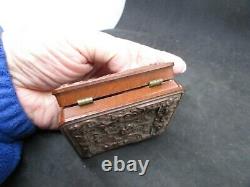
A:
0;0;126;32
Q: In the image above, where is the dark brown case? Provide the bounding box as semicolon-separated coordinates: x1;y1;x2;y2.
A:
53;63;184;158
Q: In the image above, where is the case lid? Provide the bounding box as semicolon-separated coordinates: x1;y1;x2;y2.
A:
52;63;174;107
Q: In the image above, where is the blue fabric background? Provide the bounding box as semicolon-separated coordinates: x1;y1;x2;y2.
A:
0;26;36;184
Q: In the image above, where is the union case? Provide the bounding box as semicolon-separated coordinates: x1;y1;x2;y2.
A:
53;63;184;158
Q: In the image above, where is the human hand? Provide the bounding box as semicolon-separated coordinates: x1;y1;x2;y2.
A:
2;28;186;129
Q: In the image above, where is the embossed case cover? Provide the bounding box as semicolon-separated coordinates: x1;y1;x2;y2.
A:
53;63;184;158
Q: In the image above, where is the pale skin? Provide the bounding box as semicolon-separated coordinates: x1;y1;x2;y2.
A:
2;28;186;130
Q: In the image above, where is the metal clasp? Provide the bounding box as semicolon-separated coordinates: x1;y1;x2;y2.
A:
77;97;93;106
149;79;163;87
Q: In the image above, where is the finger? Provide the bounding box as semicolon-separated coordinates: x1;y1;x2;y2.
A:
68;31;186;75
155;50;186;74
15;87;60;129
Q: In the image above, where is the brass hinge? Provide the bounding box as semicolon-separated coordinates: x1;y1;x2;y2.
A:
149;79;163;87
77;79;163;106
77;97;94;106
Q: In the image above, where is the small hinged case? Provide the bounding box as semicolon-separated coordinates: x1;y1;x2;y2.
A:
53;63;184;158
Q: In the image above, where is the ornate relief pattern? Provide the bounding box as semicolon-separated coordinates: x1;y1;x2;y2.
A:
61;93;183;158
